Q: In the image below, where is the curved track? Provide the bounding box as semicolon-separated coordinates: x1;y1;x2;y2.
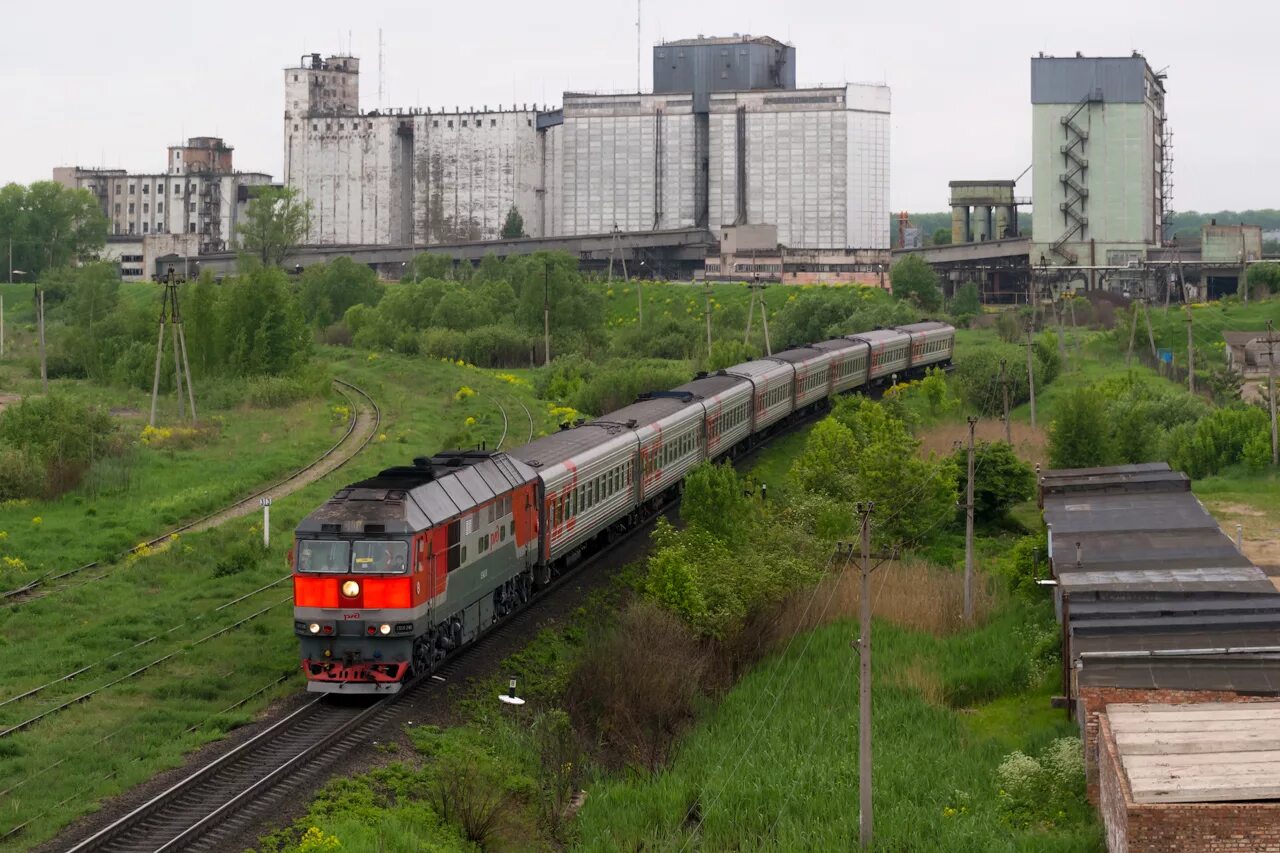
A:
0;380;380;606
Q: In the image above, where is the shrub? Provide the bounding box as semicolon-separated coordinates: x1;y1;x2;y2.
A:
1166;405;1270;479
679;462;753;542
1048;388;1113;469
889;255;942;311
704;339;759;372
563;600;707;772
0;395;117;497
245;375;319;408
0;448;43;502
995;532;1048;595
570;360;692;416
996;738;1086;828
994;311;1023;343
948;441;1035;523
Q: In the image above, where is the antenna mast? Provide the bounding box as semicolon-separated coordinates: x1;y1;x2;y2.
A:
636;0;642;93
378;28;385;107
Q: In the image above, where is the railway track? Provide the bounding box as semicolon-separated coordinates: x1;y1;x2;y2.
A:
493;392;535;450
52;388;829;852
59;491;662;853
0;379;380;606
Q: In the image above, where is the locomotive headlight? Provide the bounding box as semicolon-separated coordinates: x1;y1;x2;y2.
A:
341;580;360;598
379;623;391;635
308;623;321;634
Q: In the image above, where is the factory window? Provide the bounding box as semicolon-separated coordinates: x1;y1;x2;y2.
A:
312;124;317;131
174;185;181;195
142;184;149;195
142;203;149;213
461;120;467;127
128;202;135;214
293;74;298;81
143;222;149;234
128;184;135;194
116;182;122;193
433;120;438;128
366;122;372;130
325;123;331;130
490;119;496;127
114;203;120;214
527;119;532;126
157;202;163;214
128;223;135;234
189;202;196;212
448;120;453;128
189;223;196;233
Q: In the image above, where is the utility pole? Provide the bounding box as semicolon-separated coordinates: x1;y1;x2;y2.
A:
1068;296;1081;364
637;277;644;330
1025;328;1037;430
999;359;1011;444
704;282;713;359
1267;320;1277;466
855;501;874;850
37;287;47;393
1055;298;1068;370
743;279;772;355
1241;228;1249;304
1142;301;1159;364
1126;300;1139;368
148;266;197;426
1185;304;1195;395
543;262;551;367
964;416;976;622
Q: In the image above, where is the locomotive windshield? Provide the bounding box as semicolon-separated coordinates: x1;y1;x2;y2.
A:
352;541;409;574
296;540;350;573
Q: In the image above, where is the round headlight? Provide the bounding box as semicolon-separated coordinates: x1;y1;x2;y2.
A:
341;580;360;598
379;623;391;635
308;623;321;634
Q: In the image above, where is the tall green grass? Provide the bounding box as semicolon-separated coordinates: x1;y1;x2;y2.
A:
573;605;1099;852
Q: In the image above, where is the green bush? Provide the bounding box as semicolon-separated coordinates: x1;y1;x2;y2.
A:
0;448;44;501
948;441;1035;523
570;359;692;416
996;738;1087;828
679;462;753;542
1166;405;1271;479
245;375;322;408
296;256;383;327
995;533;1049;595
1048;388;1113;469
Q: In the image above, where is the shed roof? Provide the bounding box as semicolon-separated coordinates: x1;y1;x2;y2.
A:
1105;701;1280;803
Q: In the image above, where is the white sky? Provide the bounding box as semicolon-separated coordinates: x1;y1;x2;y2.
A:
4;0;1276;212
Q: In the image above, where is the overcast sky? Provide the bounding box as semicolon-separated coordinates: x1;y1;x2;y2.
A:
4;0;1276;213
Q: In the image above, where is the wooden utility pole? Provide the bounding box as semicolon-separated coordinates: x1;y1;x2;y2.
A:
543;262;551;367
37;288;48;393
1142;301;1159;363
1025;328;1037;430
999;359;1011;444
743;280;772;355
1241;229;1250;304
1267;320;1277;466
704;282;713;359
1055;299;1067;368
1185;305;1195;395
964;416;977;622
1068;297;1082;363
1126;301;1140;368
855;501;874;850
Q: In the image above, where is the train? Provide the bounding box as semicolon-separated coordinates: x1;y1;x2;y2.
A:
291;321;955;692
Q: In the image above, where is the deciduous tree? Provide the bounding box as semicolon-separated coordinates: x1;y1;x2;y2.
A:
0;181;108;279
236;186;311;267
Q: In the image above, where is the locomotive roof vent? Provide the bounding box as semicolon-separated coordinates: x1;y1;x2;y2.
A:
321;523;342;533
364;523;386;533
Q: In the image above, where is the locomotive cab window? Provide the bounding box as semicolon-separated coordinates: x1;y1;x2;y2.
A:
352;540;408;574
296;540;350;573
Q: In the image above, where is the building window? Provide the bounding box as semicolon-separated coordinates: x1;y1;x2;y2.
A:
174;185;181;195
116;182;122;193
128;184;135;194
113;203;120;213
189;202;196;212
527;119;532;127
448;120;453;128
461;120;467;127
293;74;298;81
312;124;317;131
490;119;496;127
189;223;196;233
128;202;135;214
143;203;149;213
128;223;135;234
143;222;149;234
433;120;438;128
142;184;149;194
157;202;163;214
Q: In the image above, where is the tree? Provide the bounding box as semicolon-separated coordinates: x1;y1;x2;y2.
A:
236;186;311;267
500;206;526;239
932;228;952;246
949;441;1035;523
950;282;981;325
889;254;942;312
680;462;752;542
1048;388;1114;469
296;256;383;327
406;252;454;281
0;181;108;279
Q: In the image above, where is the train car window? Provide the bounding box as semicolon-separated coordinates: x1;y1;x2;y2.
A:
296;540;350;573
499;526;506;542
461;545;467;562
352;540;408;574
509;520;515;536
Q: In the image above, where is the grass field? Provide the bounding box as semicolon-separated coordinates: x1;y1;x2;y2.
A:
0;347;556;849
573;602;1100;852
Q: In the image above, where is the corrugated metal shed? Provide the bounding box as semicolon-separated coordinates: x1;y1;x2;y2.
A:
1041;464;1280;697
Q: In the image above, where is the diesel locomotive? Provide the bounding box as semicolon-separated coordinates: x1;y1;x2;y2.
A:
292;321;955;692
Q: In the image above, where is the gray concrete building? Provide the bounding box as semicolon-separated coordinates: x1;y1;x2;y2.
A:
54;136;272;280
1030;53;1170;275
285;36;891;252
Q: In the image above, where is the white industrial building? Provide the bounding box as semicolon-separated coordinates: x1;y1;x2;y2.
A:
54;137;273;280
1030;54;1170;271
284;36;891;253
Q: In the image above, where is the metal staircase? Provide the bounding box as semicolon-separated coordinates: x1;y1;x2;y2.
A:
1050;91;1100;264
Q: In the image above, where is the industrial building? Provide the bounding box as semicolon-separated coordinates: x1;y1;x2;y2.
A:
53;137;273;280
1030;53;1171;274
284;36;891;256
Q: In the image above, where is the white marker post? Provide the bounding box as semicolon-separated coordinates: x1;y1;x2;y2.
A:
498;676;525;706
260;497;272;549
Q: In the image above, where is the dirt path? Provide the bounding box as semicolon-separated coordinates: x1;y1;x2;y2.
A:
180;389;379;537
1205;500;1280;577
